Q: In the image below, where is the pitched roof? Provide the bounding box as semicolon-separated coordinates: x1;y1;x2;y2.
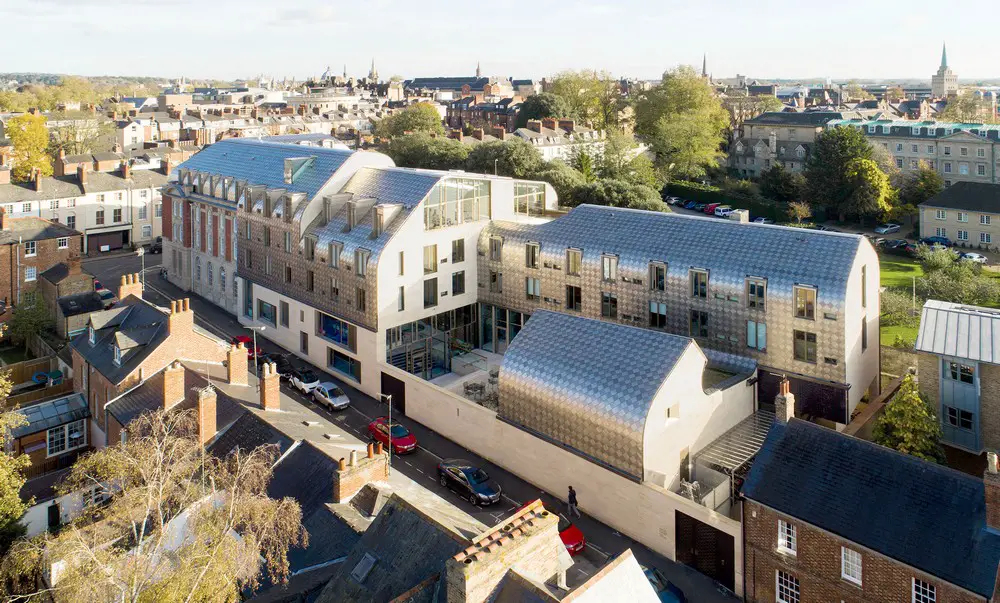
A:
40;261;91;284
919;181;1000;212
743;420;1000;597
915;299;1000;364
745;111;850;126
0;170;167;204
177;138;353;199
208;411;294;459
0;217;79;245
70;297;171;384
105;363;246;428
57;291;104;317
500;311;694;479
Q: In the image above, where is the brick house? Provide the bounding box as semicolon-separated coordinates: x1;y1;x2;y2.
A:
742;409;1000;603
69;274;230;448
0;210;81;316
38;257;99;339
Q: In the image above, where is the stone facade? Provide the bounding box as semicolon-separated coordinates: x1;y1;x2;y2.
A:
743;501;984;603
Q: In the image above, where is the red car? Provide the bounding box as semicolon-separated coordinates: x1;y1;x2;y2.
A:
231;335;263;358
518;503;586;555
367;416;417;454
703;202;721;214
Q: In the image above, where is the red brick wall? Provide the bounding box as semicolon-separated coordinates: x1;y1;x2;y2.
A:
199;209;206;253
162;194;173;242
224;218;232;262
743;501;986;603
0;233;83;316
210;214;218;258
182;200;192;247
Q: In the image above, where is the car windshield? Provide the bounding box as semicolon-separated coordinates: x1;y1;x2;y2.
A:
558;515;572;532
299;371;317;382
100;291;114;299
330;387;345;396
465;468;490;484
389;425;409;438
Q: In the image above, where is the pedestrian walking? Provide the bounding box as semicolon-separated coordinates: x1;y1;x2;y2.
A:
567;486;580;518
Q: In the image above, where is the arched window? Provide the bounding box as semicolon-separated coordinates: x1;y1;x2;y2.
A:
207;262;214;286
195;257;201;281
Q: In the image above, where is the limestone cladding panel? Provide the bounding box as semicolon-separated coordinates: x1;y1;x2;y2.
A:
743;501;982;603
238;209;376;330
476;235;848;386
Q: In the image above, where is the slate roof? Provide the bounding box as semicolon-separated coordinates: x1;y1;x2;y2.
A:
500;311;694;480
743;419;1000;597
12;393;89;439
70;297;170;384
745;111;851;126
57;291;104;317
177;139;352;200
915;299;1000;364
828;118;1000;140
406;76;489;92
0;217;79;245
209;411;294;459
105;363;246;428
919;181;1000;213
0;170;167;204
40;261;91;285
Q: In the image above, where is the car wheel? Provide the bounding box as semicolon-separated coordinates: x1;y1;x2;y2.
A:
439;474;448;487
468;493;479;506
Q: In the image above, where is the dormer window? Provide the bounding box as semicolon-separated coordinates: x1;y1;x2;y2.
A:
88;325;95;345
113;345;122;366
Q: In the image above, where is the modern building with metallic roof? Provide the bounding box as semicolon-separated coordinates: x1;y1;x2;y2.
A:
479;205;880;425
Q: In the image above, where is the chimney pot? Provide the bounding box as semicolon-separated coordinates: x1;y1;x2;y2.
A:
338;458;346;471
367;442;374;458
349;450;358;466
375;441;383;455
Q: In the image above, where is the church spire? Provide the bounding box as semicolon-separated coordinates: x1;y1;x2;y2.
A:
476;61;481;79
941;42;948;69
702;53;707;77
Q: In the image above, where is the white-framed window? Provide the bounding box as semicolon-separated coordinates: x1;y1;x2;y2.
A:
141;225;151;238
601;254;618;282
961;146;968;156
747;320;766;351
140;189;148;198
88;325;95;345
57;237;68;249
841;546;862;585
206;214;213;254
927;144;935;154
944;162;953;173
981;232;992;244
958;211;968;222
97;194;105;203
911;144;918;153
47;418;87;457
24;266;36;282
935;209;946;220
981;214;991;225
979;164;987;176
67;198;76;208
24;241;35;257
895;143;903;152
958;230;969;241
895;158;904;169
913;578;935;603
21;202;31;213
912;127;920;136
935;227;947;237
910;159;919;169
777;519;796;555
195;256;201;281
155;203;162;218
138;205;147;220
867;125;876;134
113;345;122;366
960;163;969;175
49;199;59;210
979;148;987;158
776;570;800;603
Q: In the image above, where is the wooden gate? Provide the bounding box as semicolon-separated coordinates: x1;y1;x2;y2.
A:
675;510;735;592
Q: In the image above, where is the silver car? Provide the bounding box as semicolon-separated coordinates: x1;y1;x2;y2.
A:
961;252;989;264
312;382;350;410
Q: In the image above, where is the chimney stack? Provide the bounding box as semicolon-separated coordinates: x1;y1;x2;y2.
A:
196;385;217;446
167;298;194;336
472;128;485;141
541;117;557;132
260;361;280;410
0;167;10;186
526;119;543;133
58;148;65;160
769;131;777;153
117;273;143;300
986;452;1000;530
492;126;506;141
67;256;82;276
558;119;575;133
0;207;7;231
162;361;185;410
163;156;173;176
227;342;248;386
121;160;131;180
774;377;795;424
32;168;42;192
77;163;88;186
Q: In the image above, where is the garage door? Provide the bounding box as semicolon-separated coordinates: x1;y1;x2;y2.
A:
675;510;735;592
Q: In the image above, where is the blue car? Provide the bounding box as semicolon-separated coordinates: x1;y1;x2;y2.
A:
920;236;953;247
643;566;687;603
683;201;697;210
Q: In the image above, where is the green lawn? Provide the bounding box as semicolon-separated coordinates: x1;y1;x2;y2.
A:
0;347;31;365
881;323;919;346
879;255;924;289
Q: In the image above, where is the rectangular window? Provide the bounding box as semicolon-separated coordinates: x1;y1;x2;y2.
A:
263;226;271;246
304;238;316;261
96;209;105;225
927;144;935;154
47;419;87;457
423;177;491;229
776;571;800;603
689;310;708;337
960;163;970;175
423;278;438;308
300;331;309;355
935;227;947;238
794;286;816;320
452;271;465;295
566;248;582;276
67;215;75;229
525;243;540;269
356;249;370;277
983;233;993;244
24;241;35;257
525;277;541;301
649;301;667;328
958;211;968;222
690;270;708;298
913;579;936;603
279;301;289;327
306;270;315;292
961;146;969;156
944;146;952;156
513;181;545;215
841;547;862;585
257;300;277;326
489;236;503;261
793;330;817;363
328;347;362;382
138;205;147;220
747;320;767;351
861;265;867;308
25;266;36;282
777;519;796;554
947;361;975;384
397;286;405;311
944;162;952;173
398;251;404;276
356;287;367;311
912;143;919;153
649;262;666;291
57;237;68;250
489;270;503;293
155;203;162;218
601;292;618;318
746;278;765;310
329;242;341;268
112;208;122;223
423;244;438;274
283;231;291;252
945;406;975;430
601;254;618;281
895;143;903;152
979;148;987;158
566;285;582;311
958;230;969;241
862;316;868;351
316;311;354;349
451;239;465;263
979;164;988;176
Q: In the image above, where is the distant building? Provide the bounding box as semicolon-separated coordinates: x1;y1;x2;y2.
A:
730;112;860;177
512;118;605;161
932;43;959;98
0;210;81;313
917;182;1000;248
446;97;522;133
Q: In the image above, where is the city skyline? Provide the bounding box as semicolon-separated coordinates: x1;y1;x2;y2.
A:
5;0;1000;82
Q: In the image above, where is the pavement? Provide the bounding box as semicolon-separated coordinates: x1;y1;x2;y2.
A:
82;254;740;602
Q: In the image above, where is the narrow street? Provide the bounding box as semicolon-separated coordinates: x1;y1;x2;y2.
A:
83;253;739;602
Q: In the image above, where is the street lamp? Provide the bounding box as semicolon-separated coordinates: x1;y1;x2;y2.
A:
135;246;145;291
246;325;266;390
379;393;393;476
494;158;498;176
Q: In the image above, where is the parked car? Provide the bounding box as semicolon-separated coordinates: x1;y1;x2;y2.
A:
368;416;417;454
920;236;953;247
256;353;294;379
289;368;321;393
753;217;774;224
883;238;909;250
97;289;117;309
148;236;163;254
816;225;840;232
961;252;989;264
714;205;733;217
642;566;687;603
231;335;263;358
683;201;697;210
703;202;721;214
693;202;706;211
437;458;502;506
664;196;681;205
312;381;350;411
874;223;902;234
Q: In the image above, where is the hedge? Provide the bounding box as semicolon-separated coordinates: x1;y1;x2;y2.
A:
663;181;827;223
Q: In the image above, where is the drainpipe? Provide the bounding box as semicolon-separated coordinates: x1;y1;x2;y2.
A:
16;237;21;305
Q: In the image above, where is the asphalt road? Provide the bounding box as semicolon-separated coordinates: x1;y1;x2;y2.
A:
82;253;740;602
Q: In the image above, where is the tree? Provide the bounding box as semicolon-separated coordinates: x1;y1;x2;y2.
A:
569;179;666;212
3;409;306;602
787;201;812;224
383;133;468;170
514;93;572;128
465;138;543;179
47;112;117;156
7;114;53;183
633;65;728;180
0;371;29;555
528;161;586;205
759;164;804;203
894;165;944;225
804;126;874;217
6;300;53;347
938;95;999;124
374;103;444;138
885;86;906;102
721;94;784;134
869;143;904;190
874;375;946;463
844;81;873;101
914;248;1000;305
547;70;622;130
841;158;893;221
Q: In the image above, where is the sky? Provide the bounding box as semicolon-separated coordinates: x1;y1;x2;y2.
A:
4;0;1000;82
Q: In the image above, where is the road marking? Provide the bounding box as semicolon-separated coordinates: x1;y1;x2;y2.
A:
585;543;609;558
